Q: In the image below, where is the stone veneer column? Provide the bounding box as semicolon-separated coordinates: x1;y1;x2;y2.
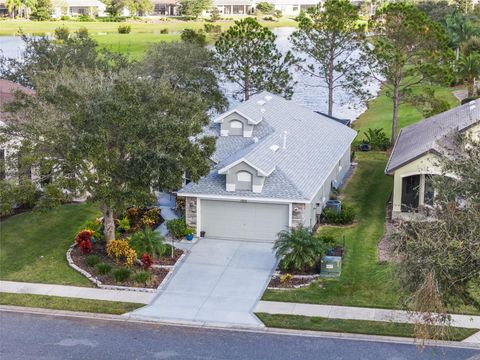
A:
185;197;197;230
291;203;306;228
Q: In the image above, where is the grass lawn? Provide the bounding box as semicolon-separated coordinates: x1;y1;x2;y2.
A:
263;151;399;308
353;85;459;138
0;292;142;314
0;18;297;36
0;202;99;286
256;313;478;341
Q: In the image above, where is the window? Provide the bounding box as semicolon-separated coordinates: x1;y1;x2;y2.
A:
237;171;252;182
229;120;244;136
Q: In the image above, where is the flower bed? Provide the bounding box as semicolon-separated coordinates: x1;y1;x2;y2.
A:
67;207;185;290
268;273;320;290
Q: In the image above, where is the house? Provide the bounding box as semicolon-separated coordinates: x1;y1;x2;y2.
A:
385;100;480;219
177;91;356;241
0;79;36;182
51;0;106;17
152;0;179;15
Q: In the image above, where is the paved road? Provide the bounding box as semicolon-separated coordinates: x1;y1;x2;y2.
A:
1;312;479;360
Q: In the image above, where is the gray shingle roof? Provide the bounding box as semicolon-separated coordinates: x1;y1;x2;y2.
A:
179;91;357;202
386;100;480;174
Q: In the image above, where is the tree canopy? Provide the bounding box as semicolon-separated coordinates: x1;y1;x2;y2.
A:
215;17;295;100
291;0;370;116
368;2;453;143
178;0;211;18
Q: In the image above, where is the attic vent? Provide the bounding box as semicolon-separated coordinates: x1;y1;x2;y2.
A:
270;144;280;152
264;95;272;101
257;100;266;106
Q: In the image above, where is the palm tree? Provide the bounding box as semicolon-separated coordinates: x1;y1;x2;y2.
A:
273;225;327;272
5;0;22;18
444;11;479;59
457;52;480;97
21;0;38;19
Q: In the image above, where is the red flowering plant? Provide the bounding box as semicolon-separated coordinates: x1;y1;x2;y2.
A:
75;229;95;254
140;253;153;270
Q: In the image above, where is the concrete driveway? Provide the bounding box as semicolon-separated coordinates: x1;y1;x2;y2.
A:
131;238;277;327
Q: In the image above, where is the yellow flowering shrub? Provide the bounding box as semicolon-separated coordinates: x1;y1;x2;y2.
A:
106;239;137;267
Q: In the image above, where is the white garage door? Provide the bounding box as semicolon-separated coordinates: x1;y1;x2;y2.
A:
200;200;289;242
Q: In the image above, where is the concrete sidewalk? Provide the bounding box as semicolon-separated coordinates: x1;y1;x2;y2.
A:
0;281;154;304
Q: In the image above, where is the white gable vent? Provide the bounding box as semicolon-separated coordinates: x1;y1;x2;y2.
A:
257;100;266;106
264;95;272;101
470;104;476;111
270;144;280;152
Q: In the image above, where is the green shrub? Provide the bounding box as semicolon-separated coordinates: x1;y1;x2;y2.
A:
134;271;150;285
323;204;355;225
204;23;222;33
361;128;390;151
95;262;112;275
118;25;132;34
180;29;206;46
54;26;70;41
34;183;70;211
274;225;325;272
166;218;188;239
129;228;166;258
160;28;168;34
0;180;16;217
60;15;70;21
78;14;94;22
112;267;131;282
15;178;39;209
85;255;100;267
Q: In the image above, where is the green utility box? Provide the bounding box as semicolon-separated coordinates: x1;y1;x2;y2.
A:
320;256;342;278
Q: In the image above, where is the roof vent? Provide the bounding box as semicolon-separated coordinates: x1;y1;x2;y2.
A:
257;100;266;106
253;137;259;143
470;104;476;111
264;95;272;101
260;108;266;114
270;144;280;152
469;100;476;105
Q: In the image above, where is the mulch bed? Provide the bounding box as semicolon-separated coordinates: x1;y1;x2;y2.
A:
276;266;320;275
71;242;170;289
154;248;184;266
268;276;316;289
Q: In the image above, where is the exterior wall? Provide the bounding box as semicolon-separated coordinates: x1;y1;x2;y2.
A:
391;153;443;218
185;196;197;231
305;146;352;227
225;161;265;193
220;112;254;137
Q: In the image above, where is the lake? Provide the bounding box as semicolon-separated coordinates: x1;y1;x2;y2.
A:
0;28;379;120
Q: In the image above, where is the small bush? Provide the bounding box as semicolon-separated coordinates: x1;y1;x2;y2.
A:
129;228;165;258
180;29;206;46
134;271;150;285
160;28;168;34
323;204;355;225
140;253;153;270
204;23;222;33
0;181;16;217
78;14;94;22
106;239;136;267
113;267;131;282
34;183;70;211
15;178;39;209
118;25;132;34
166;218;188;239
75;229;95;254
60;15;70;21
85;255;100;267
96;262;112;275
54;26;70;41
361;128;390;151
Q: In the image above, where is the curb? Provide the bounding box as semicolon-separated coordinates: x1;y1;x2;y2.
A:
2;306;479;350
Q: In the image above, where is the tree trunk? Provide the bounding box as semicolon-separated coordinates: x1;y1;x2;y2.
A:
467;79;475;97
101;202;116;242
244;76;250;101
327;49;335;117
391;85;400;145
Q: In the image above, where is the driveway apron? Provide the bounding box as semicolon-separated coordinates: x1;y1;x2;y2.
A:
131;238;277;327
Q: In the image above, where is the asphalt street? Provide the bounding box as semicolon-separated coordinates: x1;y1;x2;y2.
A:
0;311;479;360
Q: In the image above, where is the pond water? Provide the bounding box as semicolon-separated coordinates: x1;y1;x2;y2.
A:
0;28;380;120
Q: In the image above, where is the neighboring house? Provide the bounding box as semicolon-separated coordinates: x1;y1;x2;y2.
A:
178;91;356;242
152;0;178;15
211;0;253;15
0;79;36;182
385;100;480;219
51;0;106;17
209;0;318;16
